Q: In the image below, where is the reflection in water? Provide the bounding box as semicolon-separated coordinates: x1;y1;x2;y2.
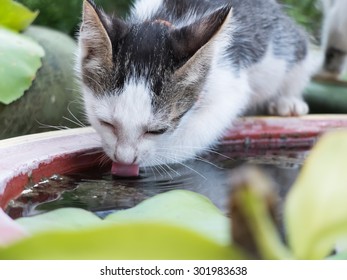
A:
6;148;308;219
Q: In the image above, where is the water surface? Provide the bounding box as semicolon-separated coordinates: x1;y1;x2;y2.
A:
6;147;308;219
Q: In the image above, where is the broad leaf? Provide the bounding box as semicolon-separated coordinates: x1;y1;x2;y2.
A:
0;223;242;260
0;28;45;104
328;251;347;260
105;190;230;245
16;208;102;233
16;190;230;245
0;0;38;32
3;190;243;259
285;131;347;259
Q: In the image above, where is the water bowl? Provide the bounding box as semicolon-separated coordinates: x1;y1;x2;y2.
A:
1;115;347;219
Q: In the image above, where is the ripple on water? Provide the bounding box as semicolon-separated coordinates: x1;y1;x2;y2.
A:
6;147;309;219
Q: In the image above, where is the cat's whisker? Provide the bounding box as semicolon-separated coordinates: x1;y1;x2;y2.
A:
65;88;82;94
156;153;207;180
79;149;104;157
156;160;173;179
156;158;182;177
99;154;111;168
157;155;181;177
152;158;174;180
62;116;85;128
150;160;164;178
35;119;70;131
156;148;220;169
152;165;159;181
66;102;86;128
157;146;234;161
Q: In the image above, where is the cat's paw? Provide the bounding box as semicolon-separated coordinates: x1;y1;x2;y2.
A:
268;97;309;116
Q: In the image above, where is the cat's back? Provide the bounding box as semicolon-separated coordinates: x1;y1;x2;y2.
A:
130;0;307;70
130;0;281;24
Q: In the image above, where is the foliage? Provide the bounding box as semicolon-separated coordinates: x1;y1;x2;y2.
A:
17;0;132;36
0;28;44;104
232;130;347;260
18;0;322;36
281;0;322;34
0;0;44;105
285;131;347;259
0;190;241;259
0;0;38;31
17;0;82;35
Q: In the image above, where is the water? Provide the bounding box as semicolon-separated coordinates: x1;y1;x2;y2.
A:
6;147;309;219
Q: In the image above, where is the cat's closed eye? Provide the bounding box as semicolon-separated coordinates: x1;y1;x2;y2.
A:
146;127;168;135
99;120;118;133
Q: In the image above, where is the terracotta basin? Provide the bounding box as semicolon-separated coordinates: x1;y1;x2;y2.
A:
1;115;347;210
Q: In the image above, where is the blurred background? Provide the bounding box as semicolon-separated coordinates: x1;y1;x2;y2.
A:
17;0;322;38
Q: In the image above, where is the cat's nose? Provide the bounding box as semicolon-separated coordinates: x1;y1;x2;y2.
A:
115;145;137;164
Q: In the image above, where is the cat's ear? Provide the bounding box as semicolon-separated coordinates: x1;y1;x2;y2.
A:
78;0;127;69
170;6;233;59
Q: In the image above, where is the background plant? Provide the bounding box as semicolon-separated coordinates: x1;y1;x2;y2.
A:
17;0;132;36
0;0;44;104
18;0;323;38
280;0;322;35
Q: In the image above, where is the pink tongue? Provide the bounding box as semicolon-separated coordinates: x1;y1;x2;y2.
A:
111;162;140;177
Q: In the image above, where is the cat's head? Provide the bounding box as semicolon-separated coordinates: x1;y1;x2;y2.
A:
76;0;232;166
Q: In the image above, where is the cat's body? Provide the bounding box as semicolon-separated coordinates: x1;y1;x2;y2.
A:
76;0;312;170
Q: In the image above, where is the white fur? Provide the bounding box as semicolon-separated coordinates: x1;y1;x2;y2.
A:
131;0;163;21
83;79;154;164
246;44;312;116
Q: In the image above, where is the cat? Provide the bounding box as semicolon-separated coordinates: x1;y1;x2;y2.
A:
76;0;313;174
319;0;347;78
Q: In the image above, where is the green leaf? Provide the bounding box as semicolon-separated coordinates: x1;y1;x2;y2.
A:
4;190;245;259
16;208;102;234
16;190;230;245
0;223;242;260
105;190;230;245
285;131;347;259
327;251;347;260
0;28;45;104
230;168;292;259
0;0;38;32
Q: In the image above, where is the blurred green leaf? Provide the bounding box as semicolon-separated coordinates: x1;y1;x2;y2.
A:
1;190;243;259
0;0;38;32
285;131;347;259
0;223;242;260
106;190;230;245
230;168;292;259
0;28;45;104
16;208;102;233
328;251;347;260
16;190;230;245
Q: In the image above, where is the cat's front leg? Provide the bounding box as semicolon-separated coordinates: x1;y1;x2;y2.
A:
267;96;309;117
267;58;311;117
